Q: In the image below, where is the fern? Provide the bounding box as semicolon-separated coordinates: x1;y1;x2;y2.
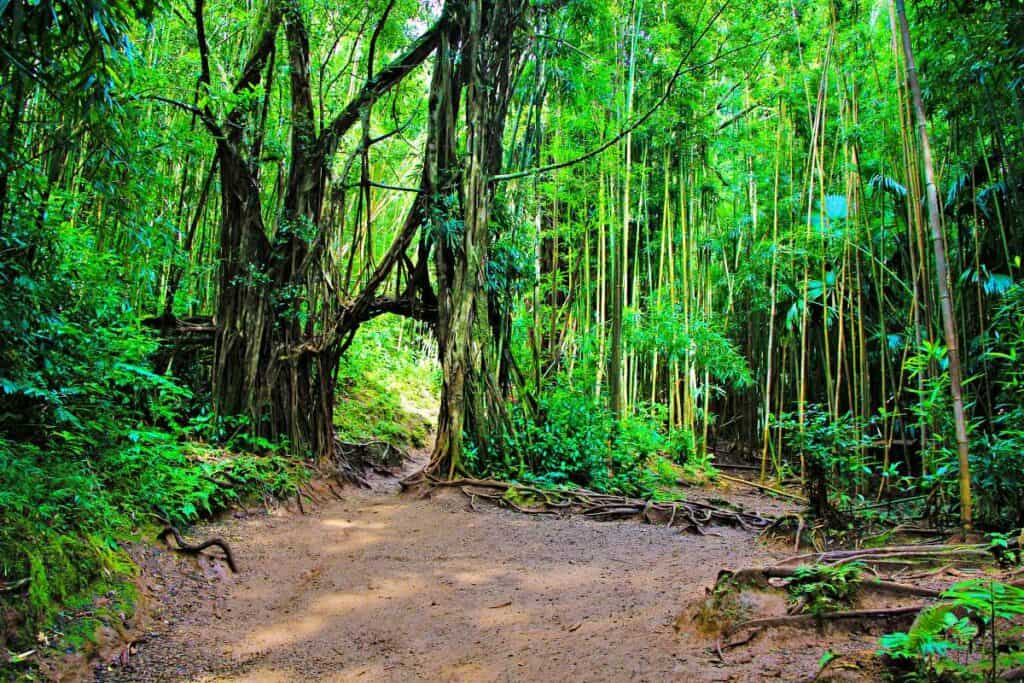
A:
787;563;863;615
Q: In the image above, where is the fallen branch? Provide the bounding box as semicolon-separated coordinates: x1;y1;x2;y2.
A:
158;526;238;573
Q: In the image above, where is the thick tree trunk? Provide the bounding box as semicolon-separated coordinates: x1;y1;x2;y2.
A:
429;0;524;477
211;143;337;457
206;4;445;460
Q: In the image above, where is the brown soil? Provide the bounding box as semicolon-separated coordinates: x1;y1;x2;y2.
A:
93;469;885;683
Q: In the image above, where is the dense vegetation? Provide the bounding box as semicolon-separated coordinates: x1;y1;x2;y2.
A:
2;0;1023;674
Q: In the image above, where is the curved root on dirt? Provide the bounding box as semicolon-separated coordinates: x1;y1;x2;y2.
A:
404;475;773;533
158;526;238;573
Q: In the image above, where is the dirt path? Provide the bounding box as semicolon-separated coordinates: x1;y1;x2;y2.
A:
101;476;860;682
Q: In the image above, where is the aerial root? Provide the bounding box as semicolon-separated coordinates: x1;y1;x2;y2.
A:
158;526;238;573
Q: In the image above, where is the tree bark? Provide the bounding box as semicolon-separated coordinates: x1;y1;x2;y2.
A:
430;0;525;477
208;1;446;459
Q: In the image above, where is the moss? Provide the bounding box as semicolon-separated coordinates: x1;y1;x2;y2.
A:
693;575;747;635
502;487;541;508
26;552;51;619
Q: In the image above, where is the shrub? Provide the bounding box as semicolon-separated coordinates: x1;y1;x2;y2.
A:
486;388;694;496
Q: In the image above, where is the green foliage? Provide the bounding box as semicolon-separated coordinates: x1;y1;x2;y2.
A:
787;563;863;616
879;603;976;680
483;388;696;497
974;283;1024;527
0;433;305;648
985;531;1021;569
879;579;1024;681
0;192;305;661
333;317;440;449
1;0;155;110
775;406;873;511
628;301;753;390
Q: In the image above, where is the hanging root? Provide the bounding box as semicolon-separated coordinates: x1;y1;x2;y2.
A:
416;476;772;532
158;526;238;573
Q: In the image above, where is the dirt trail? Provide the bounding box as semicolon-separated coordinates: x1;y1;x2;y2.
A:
102;472;860;683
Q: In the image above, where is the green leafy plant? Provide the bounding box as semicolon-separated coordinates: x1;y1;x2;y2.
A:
879;579;1024;681
775;406;873;516
879;603;977;680
487;388;693;497
787;563;863;615
986;531;1021;568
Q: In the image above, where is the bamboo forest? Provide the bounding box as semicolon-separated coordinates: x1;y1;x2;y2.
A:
3;0;1024;679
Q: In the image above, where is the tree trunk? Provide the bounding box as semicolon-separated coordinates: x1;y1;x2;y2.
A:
205;3;446;460
430;0;525;477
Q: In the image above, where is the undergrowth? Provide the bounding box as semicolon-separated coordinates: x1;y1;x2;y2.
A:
787;563;863;615
0;435;306;675
878;578;1024;681
471;386;715;498
0;220;308;675
333;317;440;449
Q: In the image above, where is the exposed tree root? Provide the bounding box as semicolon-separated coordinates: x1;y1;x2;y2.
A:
158;526;238;573
724;605;925;637
404;475;773;532
711;473;808;503
760;513;827;552
725;566;941;598
331;438;407;487
775;542;1002;569
696;541;1024;654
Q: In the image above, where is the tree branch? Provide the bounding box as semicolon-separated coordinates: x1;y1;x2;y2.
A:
314;12;447;163
146;95;223;138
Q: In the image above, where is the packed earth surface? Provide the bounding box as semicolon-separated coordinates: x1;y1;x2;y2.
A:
87;460;891;683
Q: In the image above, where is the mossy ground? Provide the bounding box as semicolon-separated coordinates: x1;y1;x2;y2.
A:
333;318;440;450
